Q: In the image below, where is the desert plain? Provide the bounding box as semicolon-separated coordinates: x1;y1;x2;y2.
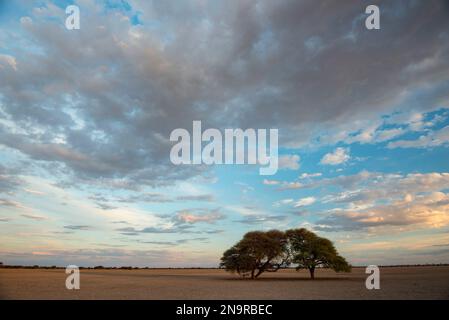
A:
1;266;448;300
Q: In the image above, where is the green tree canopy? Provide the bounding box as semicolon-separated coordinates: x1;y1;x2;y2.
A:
286;228;351;279
219;230;289;279
220;228;351;279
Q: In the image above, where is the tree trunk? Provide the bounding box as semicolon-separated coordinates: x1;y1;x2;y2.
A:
309;267;315;280
251;269;255;279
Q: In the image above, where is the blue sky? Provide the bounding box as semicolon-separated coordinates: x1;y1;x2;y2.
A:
1;0;449;267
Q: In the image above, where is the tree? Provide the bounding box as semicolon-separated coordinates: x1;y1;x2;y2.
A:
220;230;289;279
286;228;351;279
220;228;350;280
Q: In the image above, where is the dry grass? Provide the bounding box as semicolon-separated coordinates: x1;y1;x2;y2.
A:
1;266;448;300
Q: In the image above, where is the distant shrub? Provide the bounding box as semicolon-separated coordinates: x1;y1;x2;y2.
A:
122;266;133;270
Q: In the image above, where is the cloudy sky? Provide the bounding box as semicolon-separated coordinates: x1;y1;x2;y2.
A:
1;0;449;267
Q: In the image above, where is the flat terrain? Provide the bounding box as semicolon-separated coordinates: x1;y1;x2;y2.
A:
1;266;448;299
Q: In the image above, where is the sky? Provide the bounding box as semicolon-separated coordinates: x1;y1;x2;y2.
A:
1;0;449;267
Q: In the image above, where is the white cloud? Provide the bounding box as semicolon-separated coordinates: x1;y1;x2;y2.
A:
278;155;301;170
407;112;431;131
0;54;17;71
19;16;32;26
320;148;350;165
350;125;377;143
23;188;45;196
317;191;449;232
294;197;316;207
21;213;48;221
387;125;449;149
263;179;280;185
302;171;449;236
0;199;26;208
273;199;295;207
273;198;294;207
174;210;224;224
375;128;405;142
320;109;448;147
279;182;303;190
299;172;322;179
346;125;406;144
306;172;449;202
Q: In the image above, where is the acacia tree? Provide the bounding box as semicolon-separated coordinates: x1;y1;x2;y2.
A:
286;228;351;279
220;230;289;279
220;228;350;280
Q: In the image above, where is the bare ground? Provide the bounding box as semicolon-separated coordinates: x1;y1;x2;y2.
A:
1;266;448;300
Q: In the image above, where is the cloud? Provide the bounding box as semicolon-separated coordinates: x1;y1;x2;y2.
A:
344;124;406;145
278;182;303;190
23;188;45;195
175;194;215;202
375;128;405;142
126;228;220;237
0;199;24;208
95;203;118;210
0;54;17;71
263;179;280;185
116;193;173;203
394;112;433;132
137;237;209;246
234;214;287;225
299;173;322;179
320;148;350;165
294;197;316;207
302;172;449;234
316;192;449;232
1;0;446;194
116;208;224;236
117;225;193;235
32;251;53;256
87;192;216;210
301;170;372;190
21;213;47;221
278;155;300;170
315;172;449;202
387;125;449;149
204;229;224;234
172;209;224;224
273;199;294;207
0;165;23;193
290;108;447;152
137;240;178;246
234;182;254;194
111;220;130;224
275;171;449;203
63;225;91;231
